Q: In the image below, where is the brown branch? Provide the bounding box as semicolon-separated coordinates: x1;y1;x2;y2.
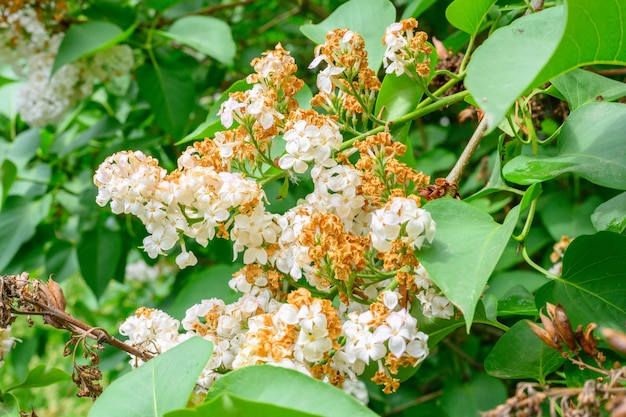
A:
446;117;489;186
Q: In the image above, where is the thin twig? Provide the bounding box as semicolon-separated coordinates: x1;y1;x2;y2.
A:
441;338;485;371
446;117;489;185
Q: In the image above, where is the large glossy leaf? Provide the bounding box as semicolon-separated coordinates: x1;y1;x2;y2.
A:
503;102;626;189
77;223;123;298
445;0;496;35
591;192;626;233
535;231;626;330
466;1;626;130
136;63;195;139
551;69;626;110
89;337;213;417
484;321;565;383
159;16;235;65
0;195;52;271
52;21;136;75
187;365;378;417
439;373;507;417
300;0;395;72
6;364;71;391
419;198;520;330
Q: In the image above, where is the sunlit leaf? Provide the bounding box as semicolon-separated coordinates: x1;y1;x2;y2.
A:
182;365;379;417
484;321;565;383
419;198;520;331
591;192;626;233
503;102;626;189
446;0;496;35
89;337;213;417
536;231;626;330
159;16;236;65
376;73;424;121
300;0;396;72
466;0;626;130
0;159;16;211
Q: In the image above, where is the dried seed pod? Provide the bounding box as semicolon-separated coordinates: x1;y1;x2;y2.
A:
575;323;598;357
47;277;66;312
601;328;626;355
539;308;561;349
547;303;578;352
526;320;561;350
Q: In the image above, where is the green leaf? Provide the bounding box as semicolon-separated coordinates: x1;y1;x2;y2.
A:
495;285;538;316
412;300;503;347
166;393;321;417
146;0;184;11
466;1;626;130
401;0;438;19
178;80;248;144
136;63;195;139
375;73;424;121
536;231;626;330
445;0;497;35
484;321;565;383
591;192;626;233
52;21;136;75
0;392;18;417
167;264;241;319
0;195;52;271
159;16;235;65
300;0;396;72
45;240;78;282
538;191;602;241
7;364;71;392
77;223;123;298
439;373;507;417
89;337;213;417
0;159;16;211
551;69;626;110
52;115;121;157
198;365;378;417
419;198;520;331
503;102;626;189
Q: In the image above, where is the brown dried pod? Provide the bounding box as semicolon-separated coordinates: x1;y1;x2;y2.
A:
539;309;561;349
47;277;66;312
575;323;598;357
526;320;561;350
547;302;578;352
601;328;626;355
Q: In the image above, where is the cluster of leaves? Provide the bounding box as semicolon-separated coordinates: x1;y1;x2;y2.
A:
0;0;625;416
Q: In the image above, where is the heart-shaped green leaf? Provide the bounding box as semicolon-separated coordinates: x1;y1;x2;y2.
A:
89;337;213;417
484;321;565;383
419;198;520;331
466;0;626;130
535;231;626;330
503;102;626;189
300;0;396;72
